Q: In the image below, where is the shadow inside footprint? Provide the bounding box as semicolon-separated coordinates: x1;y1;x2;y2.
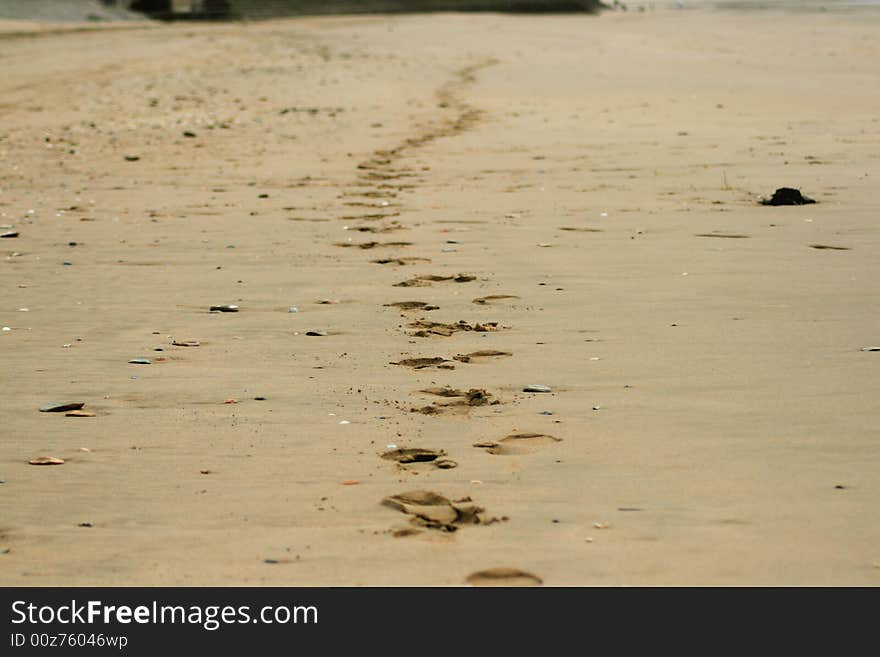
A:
474;432;561;455
465;568;543;587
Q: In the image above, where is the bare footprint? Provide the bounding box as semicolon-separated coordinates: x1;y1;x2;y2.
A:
373;257;431;266
413;388;499;415
382;490;498;532
345;224;405;233
472;294;519;305
334;241;413;249
383;301;439;311
391;357;454;370
466;568;542;587
381;447;457;469
408;320;501;337
394;273;476;287
453;350;513;363
474;432;561;455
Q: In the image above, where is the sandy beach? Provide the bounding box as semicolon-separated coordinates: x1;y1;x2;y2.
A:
1;5;878;586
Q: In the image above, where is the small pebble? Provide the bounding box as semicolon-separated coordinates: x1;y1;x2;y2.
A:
539;411;554;416
306;330;328;337
128;358;151;365
210;305;239;312
288;306;299;313
523;384;553;393
254;396;267;401
861;347;880;352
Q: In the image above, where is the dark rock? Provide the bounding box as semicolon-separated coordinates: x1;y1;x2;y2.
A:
760;188;816;206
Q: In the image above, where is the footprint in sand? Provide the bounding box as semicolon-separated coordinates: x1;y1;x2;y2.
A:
340;212;401;221
394;273;476;287
465;568;543;587
382;490;499;532
412;387;499;415
390;356;455;370
372;257;431;266
334;241;413;249
809;244;851;250
453;350;513;363
472;294;519;305
695;233;750;239
381;447;457;469
407;320;502;338
474;432;561;455
346;224;405;233
383;301;440;312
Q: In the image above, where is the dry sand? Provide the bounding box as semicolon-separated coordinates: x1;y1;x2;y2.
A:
1;6;878;586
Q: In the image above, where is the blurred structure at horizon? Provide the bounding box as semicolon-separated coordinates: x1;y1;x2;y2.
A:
126;0;606;20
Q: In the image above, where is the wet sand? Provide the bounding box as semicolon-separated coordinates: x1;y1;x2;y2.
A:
1;7;878;585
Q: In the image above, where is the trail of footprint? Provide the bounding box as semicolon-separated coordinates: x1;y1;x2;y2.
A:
466;568;543;587
474;433;561;455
